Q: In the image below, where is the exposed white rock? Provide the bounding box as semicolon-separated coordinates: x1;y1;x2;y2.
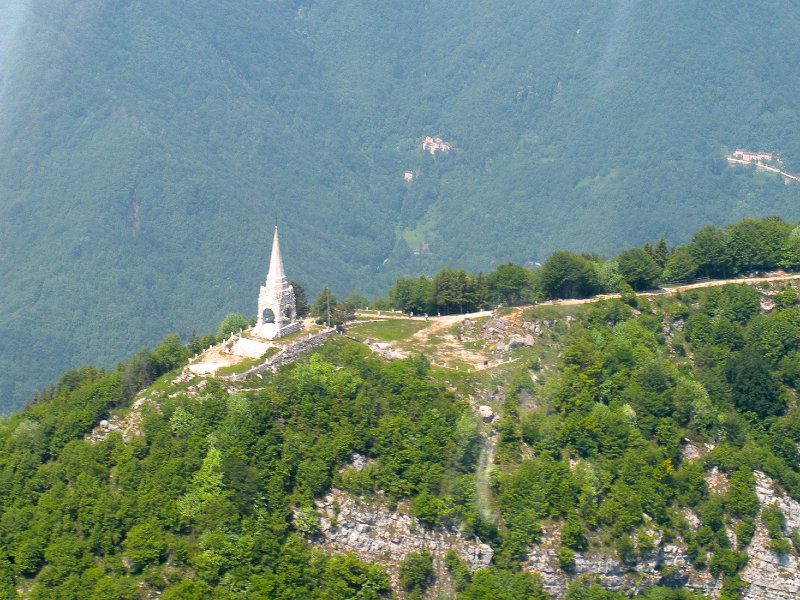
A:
705;466;729;494
682;508;702;531
522;526;718;598
312;489;492;590
87;396;160;443
681;439;703;462
520;470;800;599
478;405;494;422
739;472;800;600
502;333;536;348
344;453;370;473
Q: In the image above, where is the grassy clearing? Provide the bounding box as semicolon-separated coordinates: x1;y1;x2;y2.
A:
463;340;487;350
444;359;477;372
214;357;265;377
429;365;479;393
213;347;280;377
348;319;431;342
424;333;446;347
522;304;583;321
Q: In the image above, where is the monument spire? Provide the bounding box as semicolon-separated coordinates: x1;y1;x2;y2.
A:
266;225;287;285
253;224;301;340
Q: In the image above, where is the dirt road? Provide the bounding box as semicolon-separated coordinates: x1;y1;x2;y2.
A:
546;272;800;306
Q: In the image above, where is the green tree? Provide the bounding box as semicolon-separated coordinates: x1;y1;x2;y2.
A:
332;300;357;327
388;277;417;312
290;281;310;318
617;248;662;291
460;568;548;599
160;581;214;599
561;515;588;551
123;521;167;573
651;236;670;268
690;225;732;278
747;310;800;365
487;263;533;306
177;446;233;528
727;219;772;274
399;549;434;595
444;549;471;592
537;251;603;299
89;576;138;600
432;268;477;314
321;554;390;598
663;248;698;282
344;292;368;309
704;284;760;324
557;546;576;572
388;276;434;314
726;350;786;418
780;225;800;270
312;287;338;326
217;313;250;339
774;284;799;309
148;334;189;378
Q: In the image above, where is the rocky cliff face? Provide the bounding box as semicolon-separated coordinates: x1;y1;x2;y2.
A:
311;489;493;594
522;470;800;599
308;467;800;599
523;526;719;598
739;472;800;600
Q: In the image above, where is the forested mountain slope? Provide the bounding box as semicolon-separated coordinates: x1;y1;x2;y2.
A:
6;279;800;598
3;0;800;407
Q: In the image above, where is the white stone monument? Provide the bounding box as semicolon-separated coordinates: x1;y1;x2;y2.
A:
252;226;302;340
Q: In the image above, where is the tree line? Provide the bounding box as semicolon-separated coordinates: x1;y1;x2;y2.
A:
223;217;800;328
334;217;800;316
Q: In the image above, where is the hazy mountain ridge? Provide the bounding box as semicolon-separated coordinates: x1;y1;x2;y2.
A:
3;0;800;407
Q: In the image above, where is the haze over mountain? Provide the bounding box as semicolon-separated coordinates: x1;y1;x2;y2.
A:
3;0;800;409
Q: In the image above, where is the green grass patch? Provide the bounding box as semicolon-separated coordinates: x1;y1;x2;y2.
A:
348;319;431;342
429;367;478;392
358;309;404;317
425;333;446;346
463;340;487;350
522;304;583;321
213;350;278;377
430;358;477;373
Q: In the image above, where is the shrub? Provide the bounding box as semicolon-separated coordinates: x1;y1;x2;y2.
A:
557;546;575;572
399;549;434;594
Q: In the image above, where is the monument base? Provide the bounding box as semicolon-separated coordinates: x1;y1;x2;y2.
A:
251;320;302;341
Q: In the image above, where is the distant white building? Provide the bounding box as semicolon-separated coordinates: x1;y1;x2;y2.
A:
733;149;773;162
423;136;451;155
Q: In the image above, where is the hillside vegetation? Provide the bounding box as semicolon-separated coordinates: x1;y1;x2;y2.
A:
5;266;800;596
3;2;800;408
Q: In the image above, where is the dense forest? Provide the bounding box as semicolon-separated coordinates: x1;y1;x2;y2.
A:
5;220;800;597
4;1;800;408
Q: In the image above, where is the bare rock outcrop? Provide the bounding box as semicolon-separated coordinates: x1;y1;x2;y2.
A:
87;396;159;443
312;489;492;590
739;472;800;600
521;470;800;599
523;527;718;598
